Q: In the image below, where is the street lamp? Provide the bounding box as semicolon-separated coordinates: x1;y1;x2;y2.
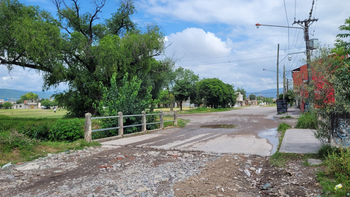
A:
255;23;303;29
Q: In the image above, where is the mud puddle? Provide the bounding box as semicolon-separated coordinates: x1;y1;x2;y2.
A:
258;128;278;155
200;124;236;129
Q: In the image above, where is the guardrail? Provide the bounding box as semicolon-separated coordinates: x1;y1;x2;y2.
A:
84;111;178;142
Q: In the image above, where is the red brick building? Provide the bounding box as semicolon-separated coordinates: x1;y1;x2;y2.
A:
292;63;335;112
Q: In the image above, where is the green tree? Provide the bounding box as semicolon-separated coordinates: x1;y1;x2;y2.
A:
94;73;152;136
278;89;295;105
172;67;199;111
0;0;165;117
16;92;39;103
0;104;3;108
197;78;236;108
3;102;13;109
249;94;256;100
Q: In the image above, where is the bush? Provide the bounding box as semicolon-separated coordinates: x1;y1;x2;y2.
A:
3;102;13;109
49;119;84;142
317;148;350;196
296;111;318;129
0;130;39;152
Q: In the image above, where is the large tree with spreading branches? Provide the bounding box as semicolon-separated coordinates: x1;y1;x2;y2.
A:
0;0;166;117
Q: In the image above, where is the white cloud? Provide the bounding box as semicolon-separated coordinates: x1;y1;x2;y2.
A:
0;66;67;92
143;0;350;93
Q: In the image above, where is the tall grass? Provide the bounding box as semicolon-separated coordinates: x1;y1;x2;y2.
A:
296;111;318;129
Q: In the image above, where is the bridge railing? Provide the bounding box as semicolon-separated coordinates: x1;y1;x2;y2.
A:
84;111;178;142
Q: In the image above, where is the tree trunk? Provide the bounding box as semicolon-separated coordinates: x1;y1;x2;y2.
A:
180;102;182;111
167;86;173;112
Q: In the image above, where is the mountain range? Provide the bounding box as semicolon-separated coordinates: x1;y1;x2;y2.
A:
246;88;284;99
0;89;54;101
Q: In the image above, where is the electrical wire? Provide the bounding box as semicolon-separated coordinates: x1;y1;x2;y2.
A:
179;56;276;67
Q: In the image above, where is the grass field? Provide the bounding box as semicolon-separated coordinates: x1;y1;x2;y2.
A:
178;107;240;114
154;107;193;112
0;109;68;118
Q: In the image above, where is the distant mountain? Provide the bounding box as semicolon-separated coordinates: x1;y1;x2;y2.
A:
246;88;284;99
0;89;54;101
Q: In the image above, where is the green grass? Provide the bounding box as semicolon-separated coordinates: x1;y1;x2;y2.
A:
296;111;318;129
280;115;293;119
179;107;239;114
178;119;190;127
0;109;68;118
0;139;100;166
270;152;318;167
154;107;192;112
276;123;292;152
316;147;350;196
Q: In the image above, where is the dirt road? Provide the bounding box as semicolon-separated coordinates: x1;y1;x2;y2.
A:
1;106;322;197
102;106;294;156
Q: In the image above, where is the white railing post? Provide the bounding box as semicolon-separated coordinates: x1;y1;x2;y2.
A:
160;111;164;129
118;112;123;137
142;111;146;133
174;110;177;126
84;113;92;142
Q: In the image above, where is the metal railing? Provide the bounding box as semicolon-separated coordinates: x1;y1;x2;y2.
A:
84;111;178;142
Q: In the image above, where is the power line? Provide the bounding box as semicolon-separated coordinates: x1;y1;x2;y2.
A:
180;56;276;67
283;0;290;54
179;51;277;63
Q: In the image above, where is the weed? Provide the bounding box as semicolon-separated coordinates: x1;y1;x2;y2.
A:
0;130;39;152
178;119;190;128
317;147;350;196
296;111;318;129
270;152;317;167
280;115;293;119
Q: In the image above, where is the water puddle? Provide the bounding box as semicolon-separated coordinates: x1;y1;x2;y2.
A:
258;128;279;155
200;124;237;129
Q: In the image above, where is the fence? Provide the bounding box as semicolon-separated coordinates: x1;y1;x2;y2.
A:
84;111;178;142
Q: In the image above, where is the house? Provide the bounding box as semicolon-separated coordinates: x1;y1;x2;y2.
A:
12;100;41;109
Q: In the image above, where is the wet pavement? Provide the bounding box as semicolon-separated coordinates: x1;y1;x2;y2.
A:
102;106;292;156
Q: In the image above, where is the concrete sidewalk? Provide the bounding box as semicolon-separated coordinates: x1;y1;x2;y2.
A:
280;129;322;153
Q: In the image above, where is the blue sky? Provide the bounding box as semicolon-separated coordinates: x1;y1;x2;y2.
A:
1;0;350;97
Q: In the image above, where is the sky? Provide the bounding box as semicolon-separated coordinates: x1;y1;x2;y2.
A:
1;0;349;97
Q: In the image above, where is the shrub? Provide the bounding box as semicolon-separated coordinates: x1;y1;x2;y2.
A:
296;111;318;129
317;148;350;196
49;119;84;142
0;130;39;152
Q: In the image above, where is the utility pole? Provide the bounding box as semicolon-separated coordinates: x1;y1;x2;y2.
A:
277;44;279;100
283;65;285;100
293;0;318;84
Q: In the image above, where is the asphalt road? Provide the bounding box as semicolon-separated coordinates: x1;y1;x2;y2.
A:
102;106;293;156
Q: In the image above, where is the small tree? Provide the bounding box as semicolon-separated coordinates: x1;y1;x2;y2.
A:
173;67;199;111
249;94;256;100
3;102;13;109
94;72;153;136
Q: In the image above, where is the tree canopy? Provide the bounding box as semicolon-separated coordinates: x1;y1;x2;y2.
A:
172;67;199;110
249;94;256;100
0;0;165;117
197;78;236;108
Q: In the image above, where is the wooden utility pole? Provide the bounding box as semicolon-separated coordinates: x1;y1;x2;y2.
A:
277;44;280;99
293;0;318;84
283;65;286;100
